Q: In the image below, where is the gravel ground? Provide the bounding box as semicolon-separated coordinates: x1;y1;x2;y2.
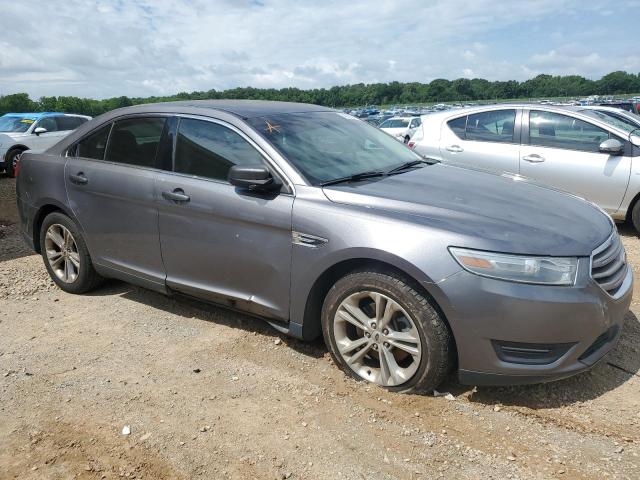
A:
1;176;639;480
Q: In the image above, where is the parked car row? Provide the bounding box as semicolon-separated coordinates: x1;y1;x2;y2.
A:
0;112;91;177
16;100;632;394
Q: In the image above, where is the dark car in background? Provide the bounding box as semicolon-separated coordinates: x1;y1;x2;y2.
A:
16;100;632;392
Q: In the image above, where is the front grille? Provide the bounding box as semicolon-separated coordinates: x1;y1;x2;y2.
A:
591;232;627;296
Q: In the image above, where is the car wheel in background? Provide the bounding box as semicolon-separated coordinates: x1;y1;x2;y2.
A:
404;135;410;144
4;149;23;178
322;270;453;393
40;212;103;294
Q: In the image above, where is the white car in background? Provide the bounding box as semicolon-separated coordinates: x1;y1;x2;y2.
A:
379;116;421;143
0;112;91;177
409;104;640;230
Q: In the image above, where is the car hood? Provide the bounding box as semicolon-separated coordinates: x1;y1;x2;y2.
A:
322;164;612;256
0;132;25;143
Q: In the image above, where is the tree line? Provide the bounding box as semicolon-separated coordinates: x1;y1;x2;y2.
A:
1;71;639;117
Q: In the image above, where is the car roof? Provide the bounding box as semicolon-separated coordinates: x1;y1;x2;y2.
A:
2;112;64;120
118;100;334;119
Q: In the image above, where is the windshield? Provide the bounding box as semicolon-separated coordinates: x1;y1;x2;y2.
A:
247;112;421;185
0;116;34;133
380;119;410;128
580;110;638;134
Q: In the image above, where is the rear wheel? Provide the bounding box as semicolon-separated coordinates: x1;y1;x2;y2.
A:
322;270;453;393
4;149;22;178
40;212;103;294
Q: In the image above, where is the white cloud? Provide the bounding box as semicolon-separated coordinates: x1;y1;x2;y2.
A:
0;0;637;99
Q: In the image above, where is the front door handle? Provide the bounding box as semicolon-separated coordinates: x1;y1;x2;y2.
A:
522;154;545;163
162;189;190;203
68;172;88;185
445;145;464;153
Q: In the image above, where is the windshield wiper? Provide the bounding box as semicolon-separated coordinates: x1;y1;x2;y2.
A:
386;158;439;175
320;170;386;186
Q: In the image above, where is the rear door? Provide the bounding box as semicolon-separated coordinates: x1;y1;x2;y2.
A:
520;109;631;213
156;116;294;320
65;116;170;289
439;108;521;174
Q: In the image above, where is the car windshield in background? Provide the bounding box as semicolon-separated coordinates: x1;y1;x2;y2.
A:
0;116;34;133
579;110;638;134
380;119;410;128
247;112;421;185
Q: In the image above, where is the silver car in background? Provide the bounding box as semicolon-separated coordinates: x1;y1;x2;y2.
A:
410;104;640;230
0;112;91;177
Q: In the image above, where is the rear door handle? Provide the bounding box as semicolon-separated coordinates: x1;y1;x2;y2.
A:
162;189;190;203
522;154;545;163
445;145;464;153
68;172;88;185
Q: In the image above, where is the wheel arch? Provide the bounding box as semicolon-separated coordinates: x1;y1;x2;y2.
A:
32;201;77;253
300;257;458;366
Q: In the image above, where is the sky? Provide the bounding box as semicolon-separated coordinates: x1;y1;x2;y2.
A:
0;0;638;99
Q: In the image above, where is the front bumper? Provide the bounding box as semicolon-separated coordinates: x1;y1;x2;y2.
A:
432;257;632;386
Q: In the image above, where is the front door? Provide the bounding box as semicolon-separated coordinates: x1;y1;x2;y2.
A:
65;117;168;288
30;116;69;152
156;117;294;320
439;108;521;174
520;110;631;213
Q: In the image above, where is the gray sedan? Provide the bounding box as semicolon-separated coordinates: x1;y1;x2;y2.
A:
16;100;632;392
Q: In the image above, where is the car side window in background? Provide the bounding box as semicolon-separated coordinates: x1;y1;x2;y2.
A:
105;117;166;167
465;109;516;143
529;111;609;153
174;118;265;181
76;124;112;160
447;116;466;139
56;116;86;131
36;116;58;132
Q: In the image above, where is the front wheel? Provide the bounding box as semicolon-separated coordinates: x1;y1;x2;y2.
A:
4;149;22;178
40;212;103;294
321;270;453;393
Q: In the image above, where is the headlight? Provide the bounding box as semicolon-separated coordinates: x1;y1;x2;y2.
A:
449;247;578;285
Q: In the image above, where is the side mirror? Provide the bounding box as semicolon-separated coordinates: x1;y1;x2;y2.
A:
228;165;280;191
33;127;47;135
599;138;624;155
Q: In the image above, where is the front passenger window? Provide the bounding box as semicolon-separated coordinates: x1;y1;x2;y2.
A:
174;118;265;181
529;111;609;152
36;117;58;133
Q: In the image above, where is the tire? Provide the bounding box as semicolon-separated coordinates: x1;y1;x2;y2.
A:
39;212;103;294
404;135;410;144
631;201;640;234
321;270;452;394
4;149;22;178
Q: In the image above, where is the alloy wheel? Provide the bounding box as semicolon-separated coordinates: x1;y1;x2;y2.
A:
333;291;422;387
44;224;80;283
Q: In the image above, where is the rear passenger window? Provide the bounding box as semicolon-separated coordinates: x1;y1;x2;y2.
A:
447;116;466;139
56;116;87;131
175;118;265;181
105;117;166;167
529;111;609;152
466;110;516;143
76;124;111;160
